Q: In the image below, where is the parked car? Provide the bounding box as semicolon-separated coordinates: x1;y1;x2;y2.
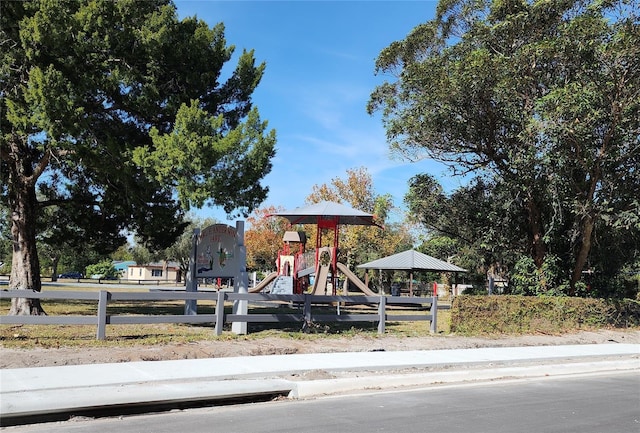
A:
58;272;83;279
90;274;117;280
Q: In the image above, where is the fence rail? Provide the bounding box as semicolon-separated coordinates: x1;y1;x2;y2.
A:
57;278;182;285
0;290;437;340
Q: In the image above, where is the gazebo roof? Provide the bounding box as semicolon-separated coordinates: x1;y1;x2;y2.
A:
357;249;467;273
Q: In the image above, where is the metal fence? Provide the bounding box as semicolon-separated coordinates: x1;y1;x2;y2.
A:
0;290;438;340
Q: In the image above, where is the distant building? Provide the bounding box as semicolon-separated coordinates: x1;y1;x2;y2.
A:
127;261;181;282
113;261;136;276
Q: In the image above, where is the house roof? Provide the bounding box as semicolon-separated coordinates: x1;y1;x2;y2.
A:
112;261;136;270
129;261;180;269
357;249;467;273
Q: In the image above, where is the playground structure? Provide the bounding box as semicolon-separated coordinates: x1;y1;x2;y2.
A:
251;202;380;296
249;230;310;294
250;202;469;297
250;234;377;296
178;204;462;339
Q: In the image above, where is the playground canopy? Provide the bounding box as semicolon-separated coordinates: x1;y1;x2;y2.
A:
269;201;381;227
357;249;467;273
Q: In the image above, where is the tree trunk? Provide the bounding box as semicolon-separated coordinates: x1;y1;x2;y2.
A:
50;255;60;282
8;164;45;315
570;162;602;293
526;194;546;272
571;213;595;293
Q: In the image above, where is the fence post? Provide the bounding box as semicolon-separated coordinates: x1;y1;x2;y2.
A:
232;221;249;335
430;295;438;334
302;294;312;331
377;295;386;334
214;290;226;336
96;290;109;340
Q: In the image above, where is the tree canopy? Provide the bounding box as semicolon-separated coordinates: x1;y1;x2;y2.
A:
245;205;289;274
1;0;276;314
369;0;639;293
405;174;522;280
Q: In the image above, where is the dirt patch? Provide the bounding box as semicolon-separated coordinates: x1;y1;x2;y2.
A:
2;329;638;369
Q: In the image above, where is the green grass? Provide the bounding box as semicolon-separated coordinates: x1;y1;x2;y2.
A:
1;285;450;349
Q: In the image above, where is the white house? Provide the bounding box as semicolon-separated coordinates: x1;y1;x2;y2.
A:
127;261;181;282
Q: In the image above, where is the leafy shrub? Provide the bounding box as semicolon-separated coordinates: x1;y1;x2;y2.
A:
0;261;10;275
85;260;118;279
509;256;539;295
510;254;568;295
450;295;640;334
461;285;487;295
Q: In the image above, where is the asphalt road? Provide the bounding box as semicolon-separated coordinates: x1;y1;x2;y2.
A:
7;371;639;433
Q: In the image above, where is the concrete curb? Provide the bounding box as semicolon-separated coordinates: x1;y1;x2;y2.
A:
2;379;294;419
290;359;640;398
1;344;638;422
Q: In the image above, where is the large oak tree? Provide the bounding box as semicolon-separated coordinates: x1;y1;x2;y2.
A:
369;0;639;291
0;0;276;314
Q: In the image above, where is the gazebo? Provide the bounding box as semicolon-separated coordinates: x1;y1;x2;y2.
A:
357;249;467;296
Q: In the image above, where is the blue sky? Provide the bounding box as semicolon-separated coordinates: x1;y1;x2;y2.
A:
175;1;460;223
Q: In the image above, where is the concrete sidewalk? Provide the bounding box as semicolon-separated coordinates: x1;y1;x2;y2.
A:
1;344;638;423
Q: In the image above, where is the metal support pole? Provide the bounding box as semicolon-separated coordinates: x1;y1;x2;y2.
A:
185;228;200;315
